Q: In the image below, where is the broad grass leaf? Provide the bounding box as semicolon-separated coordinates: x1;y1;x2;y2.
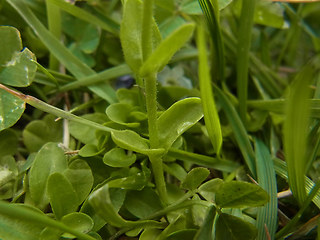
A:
215;181;269;208
88;184;132;228
196;23;222;154
61;212;94;238
28;142;68;209
215;213;257;240
0;88;25;131
0;48;37;87
0;129;18;157
22;114;62;152
157;97;203;150
194;205;216;240
111;130;165;156
103;147;136;168
120;0;161;74
63;159;94;206
124;188;162;219
139;23;195;77
181;167;210;191
0;26;22;68
255;138;278;240
0;204;44;240
284;64;314;205
47;172;78;219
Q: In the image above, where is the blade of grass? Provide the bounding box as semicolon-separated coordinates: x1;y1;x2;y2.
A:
236;0;256;125
255;138;278;240
275;179;320;239
196;22;222;154
46;0;61;71
167;148;239;172
47;0;119;35
7;0;117;103
284;64;314;206
214;85;256;178
198;0;225;82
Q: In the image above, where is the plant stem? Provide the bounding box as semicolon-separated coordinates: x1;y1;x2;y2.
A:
0;84;113;133
141;0;154;61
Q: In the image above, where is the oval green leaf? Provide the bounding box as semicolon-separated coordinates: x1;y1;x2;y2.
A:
61;212;94;238
139;23;195;77
157;97;203;150
47;172;78;219
106;103;140;128
181;167;210;191
0;26;22;68
215;181;269;208
0;88;25;131
103;147;136;168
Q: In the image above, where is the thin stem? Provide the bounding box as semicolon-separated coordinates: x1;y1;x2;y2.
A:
0;84;113;133
141;0;154;61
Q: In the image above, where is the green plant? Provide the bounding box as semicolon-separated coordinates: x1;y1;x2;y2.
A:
0;0;320;239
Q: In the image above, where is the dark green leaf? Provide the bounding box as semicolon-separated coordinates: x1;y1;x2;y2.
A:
0;88;25;131
103;147;136;168
194;205;216;240
47;172;78;219
0;129;18;157
181;167;210;191
215;213;257;240
166;229;197;240
157;97;203;150
215;181;269;208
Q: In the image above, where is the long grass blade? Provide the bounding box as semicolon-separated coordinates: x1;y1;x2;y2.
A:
196;22;222;154
284;64;314;205
236;0;256;125
255;138;278;240
7;0;117;103
214;85;256;178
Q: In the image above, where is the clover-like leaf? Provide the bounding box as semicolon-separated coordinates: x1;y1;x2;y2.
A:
61;212;94;238
157;97;203;150
215;213;257;240
215;181;269;208
106;103;140;128
103;147;137;168
181;167;210;191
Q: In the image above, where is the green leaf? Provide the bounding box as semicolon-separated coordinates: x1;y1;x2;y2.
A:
106;103;140;128
88;184;132;228
194;205;216;240
22;114;62;152
215;181;269;208
139;23;195;76
124;188;162;219
181;167;210;191
120;0;161;74
166;229;197;240
163;163;187;181
64;159;94;206
61;212;94;238
0;155;19;199
111;130;165;156
157;97;203;150
0;204;44;240
196;22;222;154
0;88;25;131
0;129;18;157
215;213;257;240
198;178;223;202
255;138;278;240
0;26;22;68
103;147;136;168
0;48;37;87
28;142;68;209
284;64;314;205
79;144;102;157
47;172;78;219
69;113;108;144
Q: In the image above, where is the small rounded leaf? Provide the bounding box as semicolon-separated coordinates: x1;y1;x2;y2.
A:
103;147;136;167
61;212;94;238
181;167;210;191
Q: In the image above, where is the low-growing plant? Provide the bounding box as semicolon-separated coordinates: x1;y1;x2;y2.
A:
0;0;320;239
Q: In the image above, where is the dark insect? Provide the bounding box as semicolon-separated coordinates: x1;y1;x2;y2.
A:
116;75;135;89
